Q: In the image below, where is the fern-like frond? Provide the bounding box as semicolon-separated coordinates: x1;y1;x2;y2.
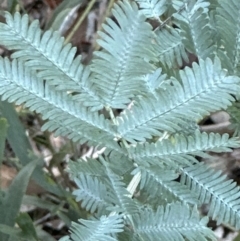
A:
129;131;240;166
67;159;107;180
107;152;134;177
73;174;114;214
135;0;168;18
0;12;102;110
41;118;122;153
134;166;198;205
216;0;240;74
132;203;216;241
91;0;156;109
67;152;133;178
101;158;139;216
142;68;168;97
60;215;124;241
117;58;240;142
173;0;216;59
154;28;189;68
0;57;119;151
68;156;137;216
136;166;178;188
181;163;240;229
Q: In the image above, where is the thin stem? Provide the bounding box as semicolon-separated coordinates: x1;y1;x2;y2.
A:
65;0;96;44
154;3;186;31
105;106;118;125
105;0;115;21
94;0;115;51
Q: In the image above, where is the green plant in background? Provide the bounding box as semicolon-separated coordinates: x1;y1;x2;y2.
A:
1;0;240;240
